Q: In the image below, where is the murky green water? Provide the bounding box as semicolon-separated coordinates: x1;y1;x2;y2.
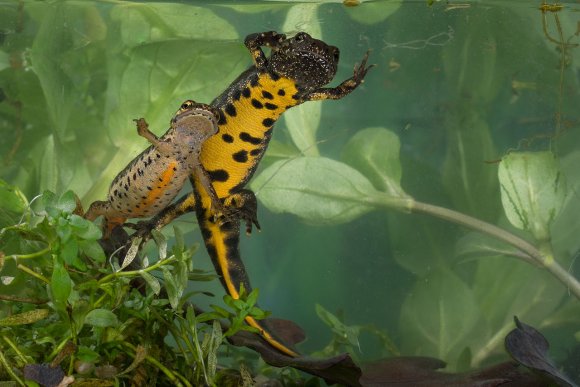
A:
1;0;579;381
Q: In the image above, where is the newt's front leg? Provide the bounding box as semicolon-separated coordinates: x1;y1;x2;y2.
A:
304;51;374;101
244;31;286;70
133;118;172;153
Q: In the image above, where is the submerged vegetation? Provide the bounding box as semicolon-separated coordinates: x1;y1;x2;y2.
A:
0;0;579;385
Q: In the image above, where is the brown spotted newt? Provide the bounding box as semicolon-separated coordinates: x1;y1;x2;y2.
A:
137;31;373;357
84;100;222;236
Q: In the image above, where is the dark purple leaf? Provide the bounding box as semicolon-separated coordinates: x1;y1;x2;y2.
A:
505;316;578;387
23;364;65;387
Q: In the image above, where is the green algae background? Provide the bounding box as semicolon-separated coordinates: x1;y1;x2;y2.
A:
1;0;579;380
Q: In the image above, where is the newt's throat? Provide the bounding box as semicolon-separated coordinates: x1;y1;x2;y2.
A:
200;74;300;198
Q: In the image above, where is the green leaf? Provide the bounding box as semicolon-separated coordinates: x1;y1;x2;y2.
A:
442;110;499;221
76;346;100;363
39;190;57;213
282;4;321;44
56;219;72;243
210;305;230;319
548;150;580;257
0;309;50;326
152;229;167;260
162;267;180;310
399;268;482;362
139;271;161;295
316;304;360;350
85;309;119;328
473;256;565;333
110;3;238;48
251;157;377;225
341;127;407;197
56;191;78;214
0;180;27;226
120;236;142;270
281;4;321;157
498;151;567;241
283;102;321;157
39;135;58;193
345;2;402;25
51;262;72;309
61;238;85;270
246;288;259;308
442;10;503;105
79;240;105;263
70;214;102;240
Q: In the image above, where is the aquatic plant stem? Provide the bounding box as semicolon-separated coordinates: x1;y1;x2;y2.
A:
369;194;580;300
410;200;580;300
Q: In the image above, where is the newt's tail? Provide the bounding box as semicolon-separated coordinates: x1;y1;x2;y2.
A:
196;203;300;358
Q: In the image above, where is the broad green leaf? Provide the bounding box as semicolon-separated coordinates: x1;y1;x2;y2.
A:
110;3;238;48
400;268;482;363
56;191;77;214
40;190;57;212
473;256;565;333
51;262;72;309
85;309;119;328
442;9;502;105
28;3;77;133
341;127;407;197
61;238;82;270
70;214;102;240
345;1;402;25
76;346;100;363
79;240;105;263
0;309;50;326
283;102;321;157
39;135;57;193
0;180;27;227
281;4;321;157
551;150;580;260
498;151;567;241
251;157;377;225
442;110;498;221
283;4;321;41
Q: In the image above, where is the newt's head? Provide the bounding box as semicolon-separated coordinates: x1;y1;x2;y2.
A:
269;32;339;92
171;100;220;150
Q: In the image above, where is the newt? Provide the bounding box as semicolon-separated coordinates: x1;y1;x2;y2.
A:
138;31;373;357
84;100;222;236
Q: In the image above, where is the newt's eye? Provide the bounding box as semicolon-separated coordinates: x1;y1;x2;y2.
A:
333;49;340;62
294;33;306;43
181;100;194;110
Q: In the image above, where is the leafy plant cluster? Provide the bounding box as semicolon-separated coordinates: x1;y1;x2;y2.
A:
0;183;276;386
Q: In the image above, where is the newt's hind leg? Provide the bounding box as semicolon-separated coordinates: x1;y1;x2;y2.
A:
223;189;261;235
84;201;125;239
84;200;109;221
